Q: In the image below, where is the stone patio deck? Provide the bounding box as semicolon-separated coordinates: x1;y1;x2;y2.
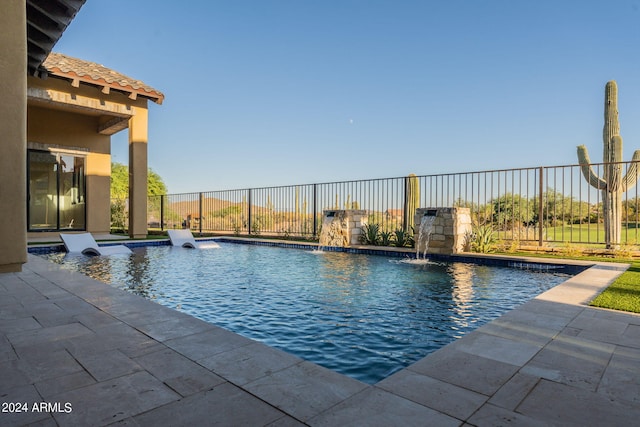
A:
1;251;639;426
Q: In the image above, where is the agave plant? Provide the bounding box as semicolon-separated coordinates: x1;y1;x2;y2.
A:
379;230;393;246
360;223;381;245
470;224;496;253
393;228;412;247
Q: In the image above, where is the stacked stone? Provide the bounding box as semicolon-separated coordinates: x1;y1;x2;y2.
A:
346;210;368;246
414;207;472;255
320;210;368;247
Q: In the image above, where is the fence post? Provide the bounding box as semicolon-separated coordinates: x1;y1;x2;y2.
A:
312;184;318;239
160;195;165;231
248;189;252;235
538;166;544;246
199;192;204;236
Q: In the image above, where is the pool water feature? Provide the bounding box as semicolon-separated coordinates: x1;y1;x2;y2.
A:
317;209;368;249
42;242;571;384
318;210;347;249
417;214;436;260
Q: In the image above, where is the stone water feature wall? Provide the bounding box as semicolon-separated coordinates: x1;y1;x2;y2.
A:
319;210;367;247
414;207;472;255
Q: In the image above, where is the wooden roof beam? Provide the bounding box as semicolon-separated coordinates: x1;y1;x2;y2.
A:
98;117;130;135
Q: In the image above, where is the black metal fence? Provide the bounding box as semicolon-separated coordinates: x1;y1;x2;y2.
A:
112;161;640;247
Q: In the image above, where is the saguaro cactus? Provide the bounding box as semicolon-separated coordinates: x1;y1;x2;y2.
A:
404;173;420;232
577;80;640;249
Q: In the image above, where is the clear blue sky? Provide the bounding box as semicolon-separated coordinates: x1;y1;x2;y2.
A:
54;0;640;194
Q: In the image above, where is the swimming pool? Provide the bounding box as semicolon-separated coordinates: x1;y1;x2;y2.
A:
42;241;573;384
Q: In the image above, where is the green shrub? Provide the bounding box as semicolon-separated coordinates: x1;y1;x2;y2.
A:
470;224;496;253
361;223;381;245
379;231;393;246
393;228;413;247
110;199;126;231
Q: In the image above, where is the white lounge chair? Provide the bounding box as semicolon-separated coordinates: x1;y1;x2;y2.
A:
167;229;220;249
60;233;132;256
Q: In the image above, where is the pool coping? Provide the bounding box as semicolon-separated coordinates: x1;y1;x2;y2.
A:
4;240;640;425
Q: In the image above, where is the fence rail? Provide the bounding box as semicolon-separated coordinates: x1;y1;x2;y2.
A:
111;161;640;247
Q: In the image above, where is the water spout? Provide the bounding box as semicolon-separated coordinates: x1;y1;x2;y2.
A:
417;215;436;260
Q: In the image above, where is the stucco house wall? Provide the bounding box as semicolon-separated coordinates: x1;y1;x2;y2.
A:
0;1;28;272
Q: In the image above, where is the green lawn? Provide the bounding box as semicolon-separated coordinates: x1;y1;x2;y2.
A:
496;224;640;247
544;224;640;246
590;261;640;313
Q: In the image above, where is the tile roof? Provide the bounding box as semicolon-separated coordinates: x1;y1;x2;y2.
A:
43;52;164;104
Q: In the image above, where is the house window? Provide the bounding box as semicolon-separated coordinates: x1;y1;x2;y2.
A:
28;150;86;231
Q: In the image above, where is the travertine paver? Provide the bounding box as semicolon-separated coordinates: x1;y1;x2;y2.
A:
34;370;96;399
14;348;84;383
109;299;185;327
164;327;255;361
73;349;143;382
377;369;487;420
33;303;77;328
498;298;582;330
538;264;625;305
0;300;27;321
132;382;288;426
244;361;368;422
133;315;216;342
7;322;93;351
133;347;226;396
406;345;521;396
467;403;542;427
475;316;558;347
51;371;180;426
198;340;303;386
72;308;121;330
521;333;615;391
0;360;32;393
308;387;460;427
486;371;540;411
63;322;160;358
0;317;41;334
622;322;640;345
0;252;639;426
594;345;640;405
0;385;51;426
516;378;640;426
444;329;542;366
568;310;631;343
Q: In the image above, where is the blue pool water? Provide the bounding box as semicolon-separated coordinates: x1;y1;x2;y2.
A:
42;242;571;384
